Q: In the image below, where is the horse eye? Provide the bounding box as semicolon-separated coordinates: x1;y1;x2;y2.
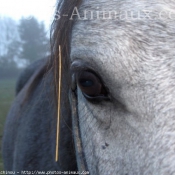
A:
76;71;108;101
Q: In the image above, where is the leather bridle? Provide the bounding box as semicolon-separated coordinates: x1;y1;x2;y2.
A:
69;88;89;172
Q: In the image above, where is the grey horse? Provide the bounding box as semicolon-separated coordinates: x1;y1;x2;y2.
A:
2;0;175;174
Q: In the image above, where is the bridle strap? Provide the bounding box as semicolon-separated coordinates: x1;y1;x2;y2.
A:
69;89;88;172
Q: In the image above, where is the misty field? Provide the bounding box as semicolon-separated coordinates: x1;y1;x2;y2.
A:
0;78;16;171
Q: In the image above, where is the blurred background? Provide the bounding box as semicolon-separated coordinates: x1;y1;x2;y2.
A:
0;0;56;171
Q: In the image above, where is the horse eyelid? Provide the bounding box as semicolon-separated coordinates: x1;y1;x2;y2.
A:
70;61;102;81
71;68;104;88
70;61;93;72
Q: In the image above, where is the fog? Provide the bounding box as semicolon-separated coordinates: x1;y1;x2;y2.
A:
0;0;56;76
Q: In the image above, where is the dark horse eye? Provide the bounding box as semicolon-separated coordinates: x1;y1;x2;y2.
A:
76;71;109;101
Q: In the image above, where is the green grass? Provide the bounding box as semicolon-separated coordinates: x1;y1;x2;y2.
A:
0;78;16;171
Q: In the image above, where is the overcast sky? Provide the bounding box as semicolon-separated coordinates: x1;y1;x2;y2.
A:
0;0;57;28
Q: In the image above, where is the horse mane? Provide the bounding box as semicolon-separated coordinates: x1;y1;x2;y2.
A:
50;0;83;167
50;0;82;104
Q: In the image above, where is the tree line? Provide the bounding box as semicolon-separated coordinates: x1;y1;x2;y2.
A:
0;16;49;79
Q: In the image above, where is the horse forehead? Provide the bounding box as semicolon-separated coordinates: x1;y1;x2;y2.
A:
72;0;175;42
80;0;167;7
71;1;175;71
